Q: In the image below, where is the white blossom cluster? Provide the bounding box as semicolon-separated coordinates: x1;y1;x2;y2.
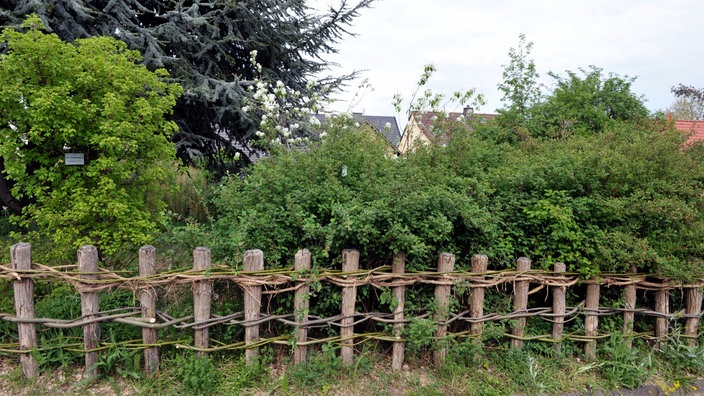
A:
242;50;329;150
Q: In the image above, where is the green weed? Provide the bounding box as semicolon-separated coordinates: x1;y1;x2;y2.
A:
171;352;222;395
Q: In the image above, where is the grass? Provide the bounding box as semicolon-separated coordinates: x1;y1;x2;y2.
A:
1;337;702;396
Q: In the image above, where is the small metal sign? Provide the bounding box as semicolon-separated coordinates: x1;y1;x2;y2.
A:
65;153;85;166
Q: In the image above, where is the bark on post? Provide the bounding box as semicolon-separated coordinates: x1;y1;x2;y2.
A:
552;262;566;353
470;254;488;338
243;249;264;365
685;286;702;346
139;245;159;376
433;252;455;366
654;284;669;343
584;283;600;360
192;247;212;356
340;249;360;366
294;249;311;364
78;245;100;378
511;257;531;349
392;253;406;371
11;243;38;378
622;264;637;348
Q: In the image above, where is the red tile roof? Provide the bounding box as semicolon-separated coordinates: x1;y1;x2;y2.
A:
675;120;704;145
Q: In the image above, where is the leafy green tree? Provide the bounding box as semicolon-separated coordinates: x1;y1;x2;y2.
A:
0;16;182;258
0;0;373;174
497;33;541;126
529;66;649;138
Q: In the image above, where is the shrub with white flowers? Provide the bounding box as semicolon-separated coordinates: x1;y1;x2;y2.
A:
242;50;328;151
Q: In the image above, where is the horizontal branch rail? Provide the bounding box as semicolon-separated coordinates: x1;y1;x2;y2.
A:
0;263;690;292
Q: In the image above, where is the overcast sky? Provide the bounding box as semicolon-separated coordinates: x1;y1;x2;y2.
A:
310;0;704;124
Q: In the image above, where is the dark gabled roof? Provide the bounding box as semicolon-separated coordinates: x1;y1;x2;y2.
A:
352;113;402;148
312;113;402;149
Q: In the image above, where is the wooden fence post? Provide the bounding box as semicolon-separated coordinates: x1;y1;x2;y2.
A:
193;247;212;356
78;245;100;378
243;249;264;365
622;264;637;348
433;252;455;366
511;257;531;349
584;283;600;360
392;253;406;371
552;262;566;353
340;249;360;366
294;249;311;364
470;254;488;339
654;281;669;344
685;286;702;346
139;245;159;376
11;243;38;378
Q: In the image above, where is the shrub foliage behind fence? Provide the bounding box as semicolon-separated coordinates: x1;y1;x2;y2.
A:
1;243;702;379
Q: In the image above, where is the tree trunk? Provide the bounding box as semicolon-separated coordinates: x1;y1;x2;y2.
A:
0;158;22;215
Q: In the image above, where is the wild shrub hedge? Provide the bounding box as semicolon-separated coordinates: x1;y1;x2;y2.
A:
208;118;497;270
206;116;704;280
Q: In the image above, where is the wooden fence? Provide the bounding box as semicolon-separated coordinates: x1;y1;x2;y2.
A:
0;243;702;379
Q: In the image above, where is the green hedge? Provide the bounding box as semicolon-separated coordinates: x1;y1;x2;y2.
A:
203;116;704;280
